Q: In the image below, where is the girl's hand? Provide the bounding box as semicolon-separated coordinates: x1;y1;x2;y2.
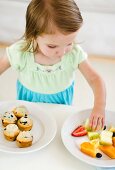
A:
89;108;105;131
79;60;106;131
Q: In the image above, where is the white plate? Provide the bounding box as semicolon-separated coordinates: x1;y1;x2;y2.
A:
61;109;115;167
0;100;57;154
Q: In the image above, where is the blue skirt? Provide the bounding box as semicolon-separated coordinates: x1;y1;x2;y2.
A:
17;80;74;105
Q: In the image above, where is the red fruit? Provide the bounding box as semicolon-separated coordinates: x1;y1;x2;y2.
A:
71;125;87;137
73;130;87;137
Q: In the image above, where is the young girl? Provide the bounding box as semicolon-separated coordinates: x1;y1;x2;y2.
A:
0;0;106;133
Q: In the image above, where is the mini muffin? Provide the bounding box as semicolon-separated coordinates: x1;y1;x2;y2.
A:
17;116;33;131
12;105;28;118
16;131;33;148
2;111;17;127
3;124;20;141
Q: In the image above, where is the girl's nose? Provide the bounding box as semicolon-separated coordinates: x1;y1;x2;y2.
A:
57;48;66;56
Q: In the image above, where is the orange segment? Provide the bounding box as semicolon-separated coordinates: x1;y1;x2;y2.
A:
80;142;96;157
112;137;115;147
99;145;115;159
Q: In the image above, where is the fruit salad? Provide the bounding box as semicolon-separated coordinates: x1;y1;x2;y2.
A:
71;119;115;159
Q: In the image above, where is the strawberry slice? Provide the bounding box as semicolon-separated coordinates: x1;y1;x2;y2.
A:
72;130;87;137
71;125;87;137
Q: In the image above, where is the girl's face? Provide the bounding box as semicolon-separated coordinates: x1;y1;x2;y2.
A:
36;31;77;60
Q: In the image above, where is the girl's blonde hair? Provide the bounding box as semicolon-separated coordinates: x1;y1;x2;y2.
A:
23;0;83;52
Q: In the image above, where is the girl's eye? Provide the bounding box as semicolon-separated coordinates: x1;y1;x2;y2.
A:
47;45;56;49
68;43;73;46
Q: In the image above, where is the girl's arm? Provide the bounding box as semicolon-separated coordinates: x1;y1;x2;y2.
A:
78;59;106;131
0;50;11;75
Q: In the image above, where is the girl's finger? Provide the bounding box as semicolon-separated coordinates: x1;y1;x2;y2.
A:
91;117;98;131
95;117;103;131
89;116;94;129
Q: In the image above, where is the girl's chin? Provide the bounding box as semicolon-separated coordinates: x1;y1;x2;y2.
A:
46;55;57;59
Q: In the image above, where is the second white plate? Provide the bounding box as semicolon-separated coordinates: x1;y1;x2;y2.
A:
0;100;57;154
61;109;115;167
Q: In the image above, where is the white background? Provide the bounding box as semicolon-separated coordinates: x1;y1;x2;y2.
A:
0;0;115;56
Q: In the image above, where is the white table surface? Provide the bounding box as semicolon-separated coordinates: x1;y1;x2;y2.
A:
0;102;96;170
